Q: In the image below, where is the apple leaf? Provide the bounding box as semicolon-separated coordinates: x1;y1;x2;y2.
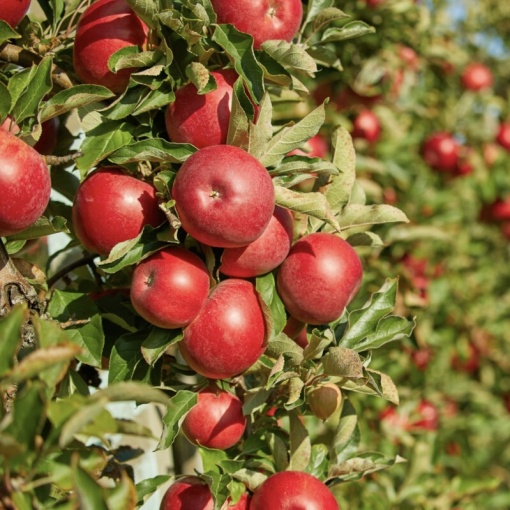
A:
270;156;338;177
125;0;159;29
306;45;343;71
89;381;171;406
157;390;198;450
365;369;399;405
141;327;182;366
0;20;21;45
338;204;409;229
261;40;318;79
39;85;115;121
136;475;172;507
328;453;407;483
312;8;351;33
259;102;326;167
0;82;11;120
289;409;311;471
248;92;273;159
212;24;265;103
322;346;365;379
333;399;360;464
265;332;304;367
274;185;341;232
320;21;376;44
108;138;196;164
256;51;293;87
71;454;109;510
306;444;330;480
109;47;162;72
255;272;287;336
302;0;336;27
303;329;334;360
346;231;384;248
186;62;217;93
226;78;251;150
0;305;26;375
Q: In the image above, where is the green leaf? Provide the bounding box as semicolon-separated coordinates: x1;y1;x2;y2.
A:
108;331;153;384
320;21;376;44
265;332;304;366
212;24;265;103
125;0;159;29
338;204;409;229
259;102;327;167
289;410;311;471
334;399;360;464
303;0;335;26
71;454;109;510
0;20;22;45
5;215;69;241
303;329;334;360
157;390;198;450
186;62;217;93
90;381;171;406
365;369;399;405
226;77;252;150
141;327;183;366
274;185;340;232
40;85;115;122
0;82;11;121
136;475;171;506
109;48;162;72
340;279;415;352
108;138;196;164
322;346;364;379
248;92;273;159
10;57;53;123
0;305;26;375
255;272;287;336
306;444;330;479
261;40;318;78
76;121;133;173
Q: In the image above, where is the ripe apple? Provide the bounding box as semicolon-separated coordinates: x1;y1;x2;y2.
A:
73;0;148;93
410;399;439;431
219;205;294;277
421;132;460;172
496;122;510;151
179;279;268;379
1;0;31;28
181;385;247;450
351;110;381;143
130;247;210;329
461;62;493;91
172;145;275;248
282;315;307;343
72;167;165;256
251;471;339;510
398;46;419;69
165;69;239;149
307;383;342;420
486;197;510;222
0;129;51;237
277;232;363;325
210;0;303;49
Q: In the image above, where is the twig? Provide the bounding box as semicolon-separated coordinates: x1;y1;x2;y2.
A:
44;151;83;167
47;253;98;289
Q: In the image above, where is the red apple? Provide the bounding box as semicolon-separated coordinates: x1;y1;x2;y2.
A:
351;110;381;143
165;69;238;149
182;385;247;449
0;129;51;237
72;167;165;256
210;0;303;49
487;197;510;222
398;46;419;69
1;0;31;28
461;62;493;91
219;206;293;277
277;232;363;325
365;0;384;7
130;247;210;329
34;118;60;155
251;471;339;510
160;477;213;510
410;399;439;431
0;116;20;135
496;122;510;151
73;0;148;93
179;279;268;379
172;145;275;248
223;493;251;509
282;315;307;342
421;132;460;172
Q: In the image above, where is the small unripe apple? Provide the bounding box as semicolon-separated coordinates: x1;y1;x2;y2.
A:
219;206;294;277
73;0;148;93
182;386;247;450
251;471;339;510
461;62;493;91
351;110;381;143
307;383;342;420
165;69;238;149
421;132;460;172
179;279;268;379
72;167;165;256
1;0;31;28
277;232;363;325
210;0;303;49
0;129;51;237
172;145;275;248
130;247;210;329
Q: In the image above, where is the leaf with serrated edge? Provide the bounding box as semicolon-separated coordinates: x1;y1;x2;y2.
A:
289;410;311;471
248;92;273;159
366;369;399;404
339;204;409;229
334;399;360;464
261;40;317;78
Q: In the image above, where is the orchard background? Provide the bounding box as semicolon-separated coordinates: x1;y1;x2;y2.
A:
0;0;509;509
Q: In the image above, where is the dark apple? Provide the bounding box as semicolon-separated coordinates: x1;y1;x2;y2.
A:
421;132;460;172
277;232;363;325
34;118;60;155
210;0;303;49
0;129;51;237
307;383;342;421
182;385;247;449
1;0;31;28
496;122;510;151
72;167;165;256
179;279;268;379
461;62;493;91
130;247;210;329
165;69;238;149
73;0;148;93
160;476;213;510
172;145;275;248
251;471;339;510
219;206;293;277
351;110;381;143
282;315;307;345
487;197;510;222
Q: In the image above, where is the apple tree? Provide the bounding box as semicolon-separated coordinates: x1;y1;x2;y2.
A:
0;0;417;508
